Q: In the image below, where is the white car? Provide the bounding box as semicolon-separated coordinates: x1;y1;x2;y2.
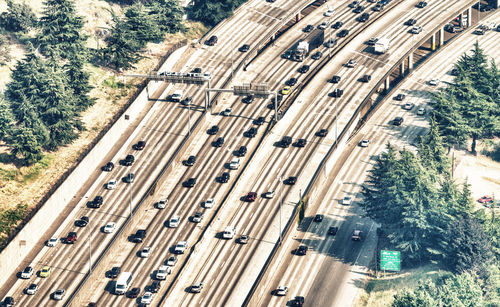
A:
166;256;178;266
263;190;275;199
229;158;240;170
25;283;38;295
410;26;422;34
275;285;289;296
417;107;426;115
53;289;65;300
157;198;168;209
342;196;352;205
106;179;117;190
428;79;439;86
141;291;153;304
140;246;152;258
204;198;215;209
174;241;188;254
318;21;329;30
223;108;232;116
47;236;58;247
359;139;370;147
169;215;180;228
403;102;414;110
156;265;171;280
191;282;204;293
324;9;334;17
21;266;34;279
346;59;357;68
103;222;116;233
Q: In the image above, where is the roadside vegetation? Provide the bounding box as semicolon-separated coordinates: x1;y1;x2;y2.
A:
189;0;247;27
359;44;499;306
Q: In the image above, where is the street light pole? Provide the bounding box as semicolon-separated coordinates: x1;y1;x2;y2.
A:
129;182;132;219
278;177;283;244
187;103;191;136
88;221;92;274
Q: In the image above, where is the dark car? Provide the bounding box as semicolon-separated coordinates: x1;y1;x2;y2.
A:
185;155;196;166
286;77;298;86
124;173;135;183
280;136;292;148
185;178;197;188
181;97;193;106
358;12;370;22
88;195;103;208
348;1;359;8
311;51;322;60
132;229;146;243
296;245;307;255
416;1;427;8
236;146;247;157
66;232;77;244
393;116;404;126
395;93;406;101
242;95;254;104
254;116;266;126
246;192;257;202
135;141;146;150
75;216;89;227
246;127;257;138
406;18;417;26
316;129;328;137
303;24;314;32
128;287;140;298
102;161;114;171
191;67;202;73
298;65;310;73
150;280;161;293
214;137;224;147
330;88;343;98
206;35;217;46
292;296;305;306
295;139;307;147
331;21;343;29
330;75;341;83
338;29;349;37
239;44;250;52
314;214;324;222
220;172;230;183
353;5;364;13
208;125;220;135
124;154;135;166
108;266;121;278
328;226;339;235
286;176;297;185
3;297;14;306
361;74;371;82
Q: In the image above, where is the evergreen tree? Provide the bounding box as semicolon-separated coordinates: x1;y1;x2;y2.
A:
417;118;449;174
0;0;37;33
8;126;43;165
64;54;94;112
392;285;436;307
190;0;244;27
439;273;483;307
148;0;185;34
125;3;163;45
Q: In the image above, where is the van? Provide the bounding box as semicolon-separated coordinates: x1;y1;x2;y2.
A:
171;90;183;102
223;226;235;239
115;272;132;295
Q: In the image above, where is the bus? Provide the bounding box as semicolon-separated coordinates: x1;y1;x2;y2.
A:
115;272;132;295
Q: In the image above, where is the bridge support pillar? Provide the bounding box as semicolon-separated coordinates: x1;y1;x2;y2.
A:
467;8;472;27
384;77;390;92
438;28;444;48
408;52;414;71
431;33;436;51
400;62;405;76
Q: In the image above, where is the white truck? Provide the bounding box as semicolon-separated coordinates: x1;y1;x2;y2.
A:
374;37;390;54
229;158;240;170
171;90;183;102
223;226;236;239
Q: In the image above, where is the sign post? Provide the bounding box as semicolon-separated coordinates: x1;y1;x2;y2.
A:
380;250;400;276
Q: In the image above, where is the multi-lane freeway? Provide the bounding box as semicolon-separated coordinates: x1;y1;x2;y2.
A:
1;0;498;306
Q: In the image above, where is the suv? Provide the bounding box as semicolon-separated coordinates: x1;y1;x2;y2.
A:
286;176;297;185
220;172;230;183
65;232;77;244
280;136;292;148
184;178;197;188
174;241;188;254
150;280;161;293
132;229;146;243
236;146;247;157
254;116;265;126
392;116;404;126
102;161;114;171
124;154;135;166
134;141;146;150
214;137;224;147
358;12;370;22
351;230;363;241
246;127;257;138
206;35;218;46
296;245;307;256
107;266;121;278
330;88;343;98
207;125;219;135
184;155;196;166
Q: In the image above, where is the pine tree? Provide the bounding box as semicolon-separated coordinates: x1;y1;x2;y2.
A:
64;54;94;112
125;3;163;45
148;0;185;34
8;126;43;165
418;118;449;174
0;96;14;141
0;0;37;33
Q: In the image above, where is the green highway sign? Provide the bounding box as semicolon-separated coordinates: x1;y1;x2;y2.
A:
381;250;400;271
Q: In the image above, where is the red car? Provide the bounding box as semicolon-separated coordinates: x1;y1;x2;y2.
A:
246;192;257;202
478;196;493;204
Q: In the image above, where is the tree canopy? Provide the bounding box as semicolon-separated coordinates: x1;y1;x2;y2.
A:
189;0;245;27
0;0;37;33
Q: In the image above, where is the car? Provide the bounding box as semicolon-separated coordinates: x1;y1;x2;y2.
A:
403;102;414;110
359;139;370;147
358;12;370;22
254;116;266;126
185;178;196;188
314;214;324;222
124;172;134;183
367;37;378;45
282;50;293;59
372;3;385;11
348;1;359;8
106;179;117;190
318;21;329;30
157;198;168;209
127;287;140;298
236;145;247;157
207;125;219;135
416;1;427;8
280;136;292;148
353;5;364;13
296;138;307;147
338;29;349;37
296;245;307;255
280;85;292;95
185;155;196;166
89;195;103;208
132;229;146;243
298;65;310;73
246;192;257;202
275;285;289;296
239;44;250;52
239;235;249;244
174;241;188;254
330;75;341;83
39;266;51;278
406;18;417;26
150;280;161;293
222;108;232;116
65;232;77;244
395;93;406;101
108;266;121;278
25;283;38;295
286;77;297;86
263;190;275;198
316;129;328;137
191;67;202;73
331;21;343;29
166;256;178;266
324;38;337;48
206;35;217;46
246;127;258;138
352;230;363;241
330;88;343;98
392;116;404;126
428;79;439;86
220;172;230;183
242;95;254;104
342;196;352;205
169;215;180;228
103;222;116;233
328;226;339;235
141;291;153;304
229;158;240;170
417;107;426;115
324;8;334;17
303;24;314;32
3;297;14;307
192;211;203;223
286;176;297;185
292;296;305;306
47;236;58;247
478;196;494;204
124;154;135;166
21;266;34;279
361;74;371;82
135;140;146;150
346;59;357;68
75;216;89;227
53;289;65;300
140;246;152;258
214;137;225;147
156;265;171;280
181;97;193;106
410;26;422;34
102;161;114;171
191;282;204;293
310;51;322;60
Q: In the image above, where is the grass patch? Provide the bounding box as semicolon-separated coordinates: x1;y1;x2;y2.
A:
21;155;53;184
0;168;17;180
356;264;447;307
0;203;28;245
